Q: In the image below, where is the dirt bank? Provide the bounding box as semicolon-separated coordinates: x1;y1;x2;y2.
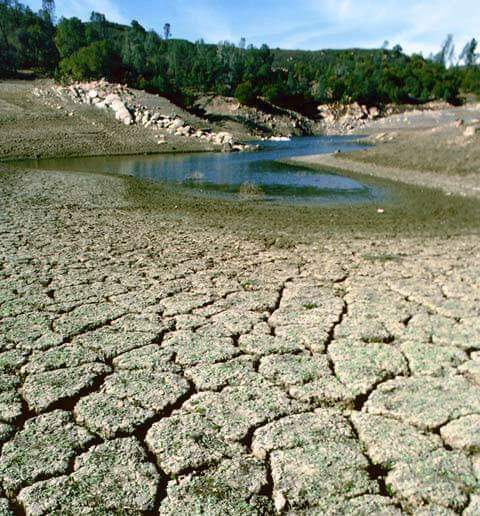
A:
0;79;216;161
294;101;480;199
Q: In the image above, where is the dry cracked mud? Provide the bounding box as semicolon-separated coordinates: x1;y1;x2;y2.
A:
0;167;479;515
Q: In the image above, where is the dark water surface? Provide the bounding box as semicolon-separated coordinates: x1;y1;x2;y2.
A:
24;135;386;205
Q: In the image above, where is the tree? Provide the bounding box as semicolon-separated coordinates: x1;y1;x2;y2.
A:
55;17;86;59
459;39;478;66
86;12;108;43
435;34;455;66
164;23;171;40
16;8;59;73
239;37;246;50
235;81;256;105
59;40;123;81
41;0;55;22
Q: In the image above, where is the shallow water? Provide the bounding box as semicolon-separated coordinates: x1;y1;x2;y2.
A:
23;135;385;205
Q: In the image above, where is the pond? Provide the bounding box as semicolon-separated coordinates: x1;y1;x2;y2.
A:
23;135;385;205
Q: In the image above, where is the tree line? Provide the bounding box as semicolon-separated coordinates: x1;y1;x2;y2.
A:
1;0;479;111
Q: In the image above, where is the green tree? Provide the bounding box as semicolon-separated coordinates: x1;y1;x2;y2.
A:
59;40;123;81
235;81;256;105
459;39;478;66
55;17;86;59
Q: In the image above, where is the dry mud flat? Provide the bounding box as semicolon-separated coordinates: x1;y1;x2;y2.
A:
0;167;479;515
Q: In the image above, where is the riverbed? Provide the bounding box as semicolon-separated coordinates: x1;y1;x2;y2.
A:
19;136;386;205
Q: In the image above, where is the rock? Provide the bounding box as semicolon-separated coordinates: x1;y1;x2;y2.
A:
252;409;354;460
386;449;476;511
169;118;185;130
214;131;234;145
21;363;111;413
270;441;376;510
464;125;480;137
440;415;480;453
369;106;381;119
18;438;160;514
158;457;270;515
104;93;120;105
365;375;480;430
329;341;408;395
110;99;133;125
146;412;243;475
0;410;94;495
86;90;98;100
162;331;239;366
400;341;467;377
351;412;442;468
183;382;301;442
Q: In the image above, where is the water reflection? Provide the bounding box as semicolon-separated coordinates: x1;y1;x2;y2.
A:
24;136;385;205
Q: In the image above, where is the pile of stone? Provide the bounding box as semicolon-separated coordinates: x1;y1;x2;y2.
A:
34;80;255;152
318;102;382;133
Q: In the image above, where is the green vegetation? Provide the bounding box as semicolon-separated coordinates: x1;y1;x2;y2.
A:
0;1;479;110
59;40;123;82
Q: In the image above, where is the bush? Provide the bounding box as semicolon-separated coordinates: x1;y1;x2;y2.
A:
0;42;17;77
235;81;256;106
461;66;480;96
59;40;123;81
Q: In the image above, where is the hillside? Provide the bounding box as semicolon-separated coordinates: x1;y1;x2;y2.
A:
2;1;478;116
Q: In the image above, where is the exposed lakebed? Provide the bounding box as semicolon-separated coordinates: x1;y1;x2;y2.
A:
22;135;385;205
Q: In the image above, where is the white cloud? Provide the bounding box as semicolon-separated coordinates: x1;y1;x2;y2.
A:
273;0;479;55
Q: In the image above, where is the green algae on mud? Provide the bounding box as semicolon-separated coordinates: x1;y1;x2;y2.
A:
123;162;480;246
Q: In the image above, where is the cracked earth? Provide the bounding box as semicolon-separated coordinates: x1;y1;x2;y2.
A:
0;169;479;515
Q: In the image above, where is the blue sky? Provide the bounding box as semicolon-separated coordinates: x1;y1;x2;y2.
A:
25;0;479;57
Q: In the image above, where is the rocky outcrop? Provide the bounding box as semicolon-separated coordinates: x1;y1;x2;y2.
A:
317;102;384;134
193;94;321;138
33;80;256;152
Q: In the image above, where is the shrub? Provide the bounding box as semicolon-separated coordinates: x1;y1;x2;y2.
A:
235;81;256;106
59;40;123;82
